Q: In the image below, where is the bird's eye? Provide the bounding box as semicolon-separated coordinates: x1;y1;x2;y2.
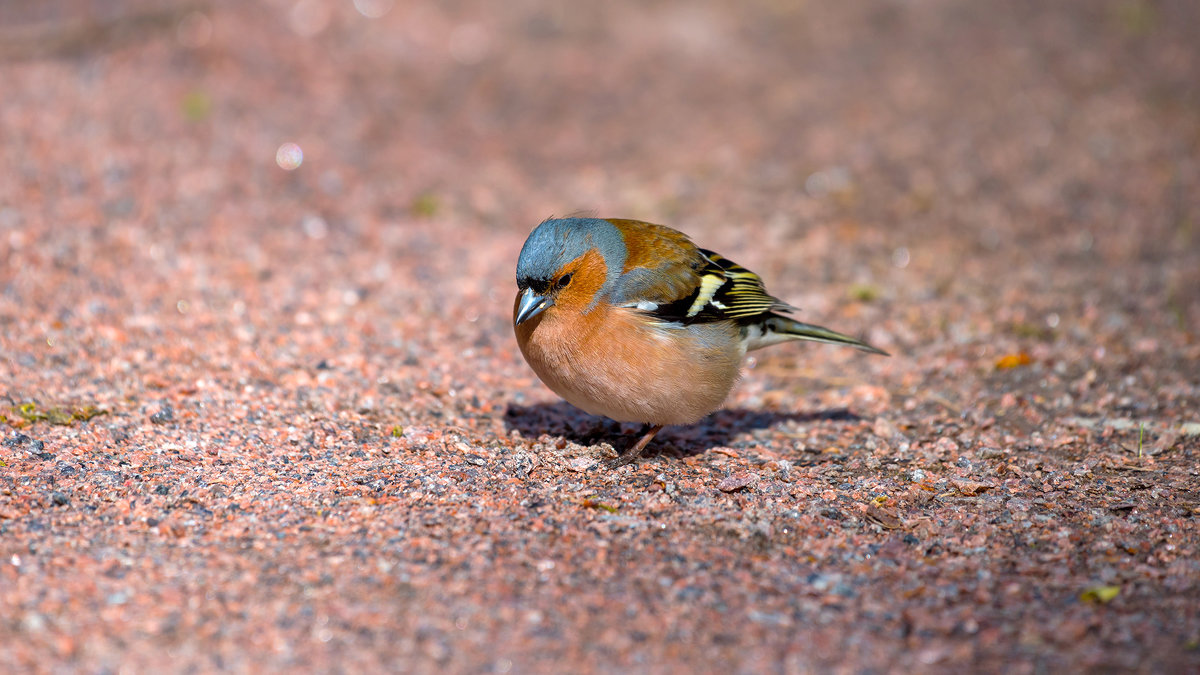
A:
556;273;572;289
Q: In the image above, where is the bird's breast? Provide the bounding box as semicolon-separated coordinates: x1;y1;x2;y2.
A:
515;304;744;426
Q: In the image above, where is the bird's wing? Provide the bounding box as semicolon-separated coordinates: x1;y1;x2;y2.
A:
651;248;796;324
603;219;707;313
605;221;793;325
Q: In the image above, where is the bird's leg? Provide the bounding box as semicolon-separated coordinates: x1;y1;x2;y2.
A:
626;423;663;458
607;424;664;468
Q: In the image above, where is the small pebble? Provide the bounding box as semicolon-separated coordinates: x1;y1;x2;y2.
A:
717;472;755;493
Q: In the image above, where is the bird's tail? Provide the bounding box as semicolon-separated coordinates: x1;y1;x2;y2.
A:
758;315;889;355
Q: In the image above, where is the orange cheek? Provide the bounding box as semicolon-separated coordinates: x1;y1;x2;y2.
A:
551;249;608;314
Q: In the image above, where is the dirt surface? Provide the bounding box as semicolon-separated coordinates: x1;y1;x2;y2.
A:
2;0;1199;672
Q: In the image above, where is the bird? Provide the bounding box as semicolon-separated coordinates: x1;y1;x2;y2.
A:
513;217;887;466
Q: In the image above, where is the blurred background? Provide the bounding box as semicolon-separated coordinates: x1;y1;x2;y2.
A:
2;0;1197;332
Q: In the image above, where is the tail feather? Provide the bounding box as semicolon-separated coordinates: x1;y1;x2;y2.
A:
754;315;889;355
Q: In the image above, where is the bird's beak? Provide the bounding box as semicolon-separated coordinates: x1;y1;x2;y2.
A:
514;287;553;326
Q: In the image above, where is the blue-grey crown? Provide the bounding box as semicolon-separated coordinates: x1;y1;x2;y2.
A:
516;218;627;297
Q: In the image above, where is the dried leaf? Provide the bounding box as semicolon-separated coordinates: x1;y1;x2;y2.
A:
995;353;1032;370
581;498;617;513
72;406;108;422
45;408;76;425
865;503;903;529
17;403;46;422
1080;585;1120;604
12;402;108;426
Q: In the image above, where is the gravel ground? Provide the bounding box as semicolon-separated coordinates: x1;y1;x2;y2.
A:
2;1;1198;672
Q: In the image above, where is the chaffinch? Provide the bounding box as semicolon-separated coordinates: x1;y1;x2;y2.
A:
513;217;887;466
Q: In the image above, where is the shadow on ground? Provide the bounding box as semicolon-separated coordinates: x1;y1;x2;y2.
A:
504;401;863;459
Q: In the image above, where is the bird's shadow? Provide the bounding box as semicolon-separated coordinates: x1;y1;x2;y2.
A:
503;401;862;459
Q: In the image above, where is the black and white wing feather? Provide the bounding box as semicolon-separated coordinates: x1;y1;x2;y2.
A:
646;249;793;324
643;249;888;355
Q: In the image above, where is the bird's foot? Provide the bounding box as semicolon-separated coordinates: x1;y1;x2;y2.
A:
604;424;663;469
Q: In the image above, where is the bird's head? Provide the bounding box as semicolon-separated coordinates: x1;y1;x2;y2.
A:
513;218;627;326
